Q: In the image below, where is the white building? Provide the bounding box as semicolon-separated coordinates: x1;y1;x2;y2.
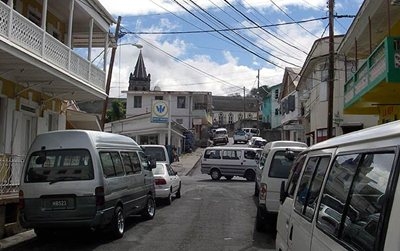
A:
105;51;212;153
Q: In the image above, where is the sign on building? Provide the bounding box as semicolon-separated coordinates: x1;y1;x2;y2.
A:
151;100;169;123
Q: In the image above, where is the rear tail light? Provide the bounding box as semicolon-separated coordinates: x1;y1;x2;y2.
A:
155;178;167;185
18;190;24;209
95;186;105;206
259;183;267;202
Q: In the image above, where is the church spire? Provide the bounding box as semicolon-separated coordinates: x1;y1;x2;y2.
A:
128;50;151;91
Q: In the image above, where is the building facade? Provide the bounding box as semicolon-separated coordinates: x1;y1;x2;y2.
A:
261;83;282;129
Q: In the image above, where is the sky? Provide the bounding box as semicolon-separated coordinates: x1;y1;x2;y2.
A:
95;0;364;97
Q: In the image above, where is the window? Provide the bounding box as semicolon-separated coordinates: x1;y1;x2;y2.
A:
204;149;221;159
275;89;279;99
248;113;253;119
275;108;280;115
244;150;259;160
134;96;142;108
138;152;150;170
222;150;241;160
228;113;233;124
100;152;125;178
294;156;330;220
238;113;243;120
286;154;307;198
177;96;186;108
155;96;163;100
268;150;302;178
121;152;141;174
25;149;94;182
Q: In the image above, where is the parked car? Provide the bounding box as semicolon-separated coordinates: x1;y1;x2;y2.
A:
242;128;260;138
19;130;156;239
248;136;263;147
152;163;182;205
233;130;249;144
201;146;261;181
212;128;228;145
252;138;267;148
255;140;307;231
276;121;400;251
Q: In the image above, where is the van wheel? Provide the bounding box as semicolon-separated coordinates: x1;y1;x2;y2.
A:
176;183;181;198
210;169;221;180
165;191;172;205
254;183;259;196
245;170;256;181
225;175;233;180
110;206;124;239
141;195;155;220
256;207;265;232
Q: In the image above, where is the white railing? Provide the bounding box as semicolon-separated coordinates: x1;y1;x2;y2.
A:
0;2;105;91
0;154;24;195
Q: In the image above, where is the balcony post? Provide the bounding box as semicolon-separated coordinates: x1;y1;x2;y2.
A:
67;0;74;70
7;0;13;38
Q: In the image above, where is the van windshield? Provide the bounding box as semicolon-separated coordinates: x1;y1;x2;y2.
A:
142;147;167;161
24;149;94;183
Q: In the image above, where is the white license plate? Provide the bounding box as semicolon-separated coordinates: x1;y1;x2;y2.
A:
52;200;68;207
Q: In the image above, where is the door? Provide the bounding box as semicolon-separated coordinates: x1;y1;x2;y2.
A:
289;154;331;250
276;153;307;251
22;114;37;156
166;164;179;193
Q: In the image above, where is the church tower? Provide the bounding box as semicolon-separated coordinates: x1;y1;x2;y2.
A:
128;50;151;91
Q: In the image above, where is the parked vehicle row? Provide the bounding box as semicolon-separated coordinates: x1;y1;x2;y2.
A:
18;130;183;240
275;121;400;251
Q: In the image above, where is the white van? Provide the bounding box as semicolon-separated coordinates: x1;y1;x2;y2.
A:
19;130;156;239
201;146;262;181
276;121;400;251
255;141;307;231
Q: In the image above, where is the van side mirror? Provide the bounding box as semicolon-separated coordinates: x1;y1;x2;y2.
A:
280;180;287;204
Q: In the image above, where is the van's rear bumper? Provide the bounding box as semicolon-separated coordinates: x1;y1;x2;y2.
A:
19;209;108;229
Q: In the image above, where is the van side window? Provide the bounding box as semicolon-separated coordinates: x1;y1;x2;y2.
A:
316;154;360;237
286;154;306;198
121;152;135;174
294;156;330;221
222;150;241;160
111;152;125;176
340;152;394;251
129;152;142;173
100;152;116;178
138;152;150;170
244;150;257;159
204;149;221;159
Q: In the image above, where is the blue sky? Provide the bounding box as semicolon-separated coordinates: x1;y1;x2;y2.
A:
97;0;363;97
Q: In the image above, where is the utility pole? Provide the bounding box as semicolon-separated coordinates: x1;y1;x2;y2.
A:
243;86;246;120
256;69;260;129
327;0;334;139
101;16;122;131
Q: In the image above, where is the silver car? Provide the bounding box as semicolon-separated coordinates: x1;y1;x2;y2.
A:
152;163;182;205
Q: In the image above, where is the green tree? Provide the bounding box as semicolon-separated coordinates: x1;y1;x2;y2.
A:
249;85;271;99
106;100;126;122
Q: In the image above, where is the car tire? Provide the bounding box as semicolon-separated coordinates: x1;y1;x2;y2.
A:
176;183;181;198
109;206;124;239
165;191;172;205
255;206;266;232
141;195;156;220
254;182;259;196
245;170;256;181
225;175;233;180
210;169;221;180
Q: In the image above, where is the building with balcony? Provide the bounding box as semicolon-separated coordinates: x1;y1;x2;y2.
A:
338;0;400;124
105;51;213;153
296;36;377;145
0;0;115;238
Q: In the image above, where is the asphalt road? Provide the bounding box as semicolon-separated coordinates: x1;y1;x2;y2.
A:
6;159;276;251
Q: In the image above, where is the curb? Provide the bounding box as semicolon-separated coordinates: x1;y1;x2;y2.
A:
0;229;35;249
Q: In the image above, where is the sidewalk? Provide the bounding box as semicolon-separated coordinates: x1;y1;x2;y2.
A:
171;147;204;176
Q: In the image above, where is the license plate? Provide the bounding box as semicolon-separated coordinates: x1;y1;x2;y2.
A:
52;200;68;208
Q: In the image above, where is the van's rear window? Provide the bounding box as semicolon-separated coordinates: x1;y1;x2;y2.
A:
24;149;94;183
268;150;301;178
142;147;167;161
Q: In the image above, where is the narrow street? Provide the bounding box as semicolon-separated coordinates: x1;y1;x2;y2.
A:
6;160;276;251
